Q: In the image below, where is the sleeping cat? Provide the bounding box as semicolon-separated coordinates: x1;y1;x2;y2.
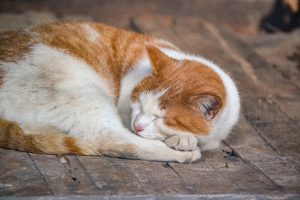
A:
0;22;240;163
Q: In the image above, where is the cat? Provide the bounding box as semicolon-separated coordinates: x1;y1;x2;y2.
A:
0;22;240;163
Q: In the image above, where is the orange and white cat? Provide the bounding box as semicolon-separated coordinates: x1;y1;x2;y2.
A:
0;22;240;163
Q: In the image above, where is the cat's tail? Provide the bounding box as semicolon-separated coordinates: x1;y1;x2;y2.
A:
0;119;98;155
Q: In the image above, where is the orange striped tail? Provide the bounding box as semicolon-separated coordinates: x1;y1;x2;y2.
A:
0;119;98;155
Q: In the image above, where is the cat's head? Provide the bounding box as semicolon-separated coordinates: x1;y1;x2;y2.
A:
130;45;227;140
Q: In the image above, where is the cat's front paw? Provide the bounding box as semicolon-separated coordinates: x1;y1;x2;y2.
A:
176;148;201;163
165;135;199;151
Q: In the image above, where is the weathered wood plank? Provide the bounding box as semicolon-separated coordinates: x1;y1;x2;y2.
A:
0;149;50;196
250;122;299;154
216;26;300;128
77;156;144;195
226;116;300;193
170;145;280;194
228;115;300;192
244;153;300;192
243;96;300;154
29;154;98;195
243;30;300;89
122;159;191;195
219;27;300;97
168;153;239;194
1;194;300;200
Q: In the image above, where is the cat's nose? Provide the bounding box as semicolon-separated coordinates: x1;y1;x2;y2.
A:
134;124;144;133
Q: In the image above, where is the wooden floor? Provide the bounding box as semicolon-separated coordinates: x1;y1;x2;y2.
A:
0;1;299;199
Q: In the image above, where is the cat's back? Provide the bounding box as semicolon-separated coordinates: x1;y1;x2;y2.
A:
0;22;177;100
0;22;146;64
0;22;153;113
0;23;123;97
0;22;151;85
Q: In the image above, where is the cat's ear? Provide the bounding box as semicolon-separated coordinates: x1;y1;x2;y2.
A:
146;45;175;74
189;94;222;120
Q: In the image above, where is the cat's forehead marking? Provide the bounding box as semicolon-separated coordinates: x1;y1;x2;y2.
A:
81;24;100;43
139;91;166;116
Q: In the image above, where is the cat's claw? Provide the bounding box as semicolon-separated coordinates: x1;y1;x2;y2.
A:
165;135;199;152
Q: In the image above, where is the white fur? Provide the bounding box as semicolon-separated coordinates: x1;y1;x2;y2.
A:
130;91;166;140
81;24;100;43
117;57;152;128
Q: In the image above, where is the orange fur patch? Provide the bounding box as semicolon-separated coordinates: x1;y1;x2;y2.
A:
0;31;33;62
64;137;85;155
0;119;41;153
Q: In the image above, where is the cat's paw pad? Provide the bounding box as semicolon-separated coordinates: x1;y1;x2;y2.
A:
177;148;201;163
165;135;198;151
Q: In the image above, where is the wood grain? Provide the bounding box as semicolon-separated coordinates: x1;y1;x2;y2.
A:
29;154;98;195
0;149;50;196
77;156;144;195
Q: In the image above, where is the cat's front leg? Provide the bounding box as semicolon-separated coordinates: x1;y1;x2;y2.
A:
164;135;199;151
96;130;201;163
